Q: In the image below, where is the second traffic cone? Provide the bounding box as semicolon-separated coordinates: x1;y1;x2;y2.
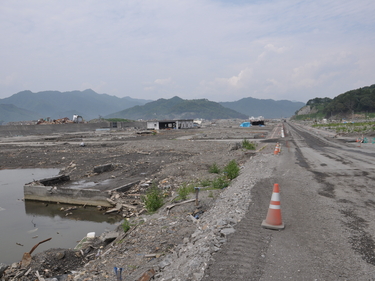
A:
261;183;285;230
273;143;279;155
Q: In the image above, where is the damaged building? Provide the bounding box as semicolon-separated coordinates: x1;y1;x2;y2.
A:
146;119;194;130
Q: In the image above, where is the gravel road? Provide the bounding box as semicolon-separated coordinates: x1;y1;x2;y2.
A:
198;121;375;281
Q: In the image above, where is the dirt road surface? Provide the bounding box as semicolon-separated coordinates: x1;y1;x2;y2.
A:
202;121;375;280
2;120;375;280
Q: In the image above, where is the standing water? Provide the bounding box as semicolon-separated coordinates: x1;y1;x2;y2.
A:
0;169;122;264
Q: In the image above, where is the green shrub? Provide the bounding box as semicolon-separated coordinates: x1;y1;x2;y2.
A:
211;175;229;189
242;139;257;150
122;219;130;233
209;163;221;174
224;160;240;180
142;185;164;212
177;183;195;200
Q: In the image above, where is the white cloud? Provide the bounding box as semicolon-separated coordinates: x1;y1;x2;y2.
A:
0;73;17;86
154;77;172;85
205;68;253;88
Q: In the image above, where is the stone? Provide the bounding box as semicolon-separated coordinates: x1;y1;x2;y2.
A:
93;163;113;174
220;227;236;237
100;231;119;243
0;263;9;277
56;251;65;260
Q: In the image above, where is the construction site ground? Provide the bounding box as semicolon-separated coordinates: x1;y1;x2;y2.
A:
2;120;375;280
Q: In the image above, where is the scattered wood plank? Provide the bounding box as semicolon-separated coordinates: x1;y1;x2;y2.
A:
122;203;137;210
165;199;195;212
105;203;122;214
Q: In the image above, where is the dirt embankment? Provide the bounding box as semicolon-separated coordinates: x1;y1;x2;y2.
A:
0;121;278;281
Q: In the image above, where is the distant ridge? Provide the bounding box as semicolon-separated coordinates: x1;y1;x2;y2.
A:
0;89;151;122
105;96;248;120
0;104;41;124
0;89;307;123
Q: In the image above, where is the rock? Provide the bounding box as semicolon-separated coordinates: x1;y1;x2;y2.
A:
100;231;119;243
56;251;65;260
0;263;9;277
158;256;173;269
93;163;113;173
137;268;155;281
220;227;236;237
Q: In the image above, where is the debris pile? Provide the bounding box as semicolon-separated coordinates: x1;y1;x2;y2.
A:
37;117;73;125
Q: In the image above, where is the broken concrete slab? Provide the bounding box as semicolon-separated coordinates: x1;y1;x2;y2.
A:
93;163;113;174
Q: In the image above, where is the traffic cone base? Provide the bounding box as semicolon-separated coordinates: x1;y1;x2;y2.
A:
261;220;285;230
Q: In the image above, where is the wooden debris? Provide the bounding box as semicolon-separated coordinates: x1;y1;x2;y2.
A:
144;253;163;258
122;203;137;210
35;270;46;281
105;203;122;214
106;198;116;206
165;199;195;211
137;269;155;281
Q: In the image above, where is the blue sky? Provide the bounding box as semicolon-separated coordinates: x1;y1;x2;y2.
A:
1;0;374;103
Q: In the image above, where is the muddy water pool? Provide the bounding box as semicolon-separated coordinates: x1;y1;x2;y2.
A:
0;169;122;264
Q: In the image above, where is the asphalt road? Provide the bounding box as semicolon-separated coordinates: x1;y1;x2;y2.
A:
202;121;375;280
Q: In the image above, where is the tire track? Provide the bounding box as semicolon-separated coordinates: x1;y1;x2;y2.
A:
202;178;274;281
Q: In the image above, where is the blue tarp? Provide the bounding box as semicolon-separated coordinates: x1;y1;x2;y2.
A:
240;122;251;127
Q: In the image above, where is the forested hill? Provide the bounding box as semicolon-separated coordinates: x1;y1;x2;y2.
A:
295;84;375;119
105;96;248;120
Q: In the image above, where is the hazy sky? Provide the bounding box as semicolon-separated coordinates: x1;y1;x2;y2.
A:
1;0;374;103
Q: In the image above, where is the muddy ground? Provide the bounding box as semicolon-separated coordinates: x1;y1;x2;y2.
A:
0;120;278;280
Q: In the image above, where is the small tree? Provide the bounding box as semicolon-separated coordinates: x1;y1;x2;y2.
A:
224;160;240;180
142;184;164;212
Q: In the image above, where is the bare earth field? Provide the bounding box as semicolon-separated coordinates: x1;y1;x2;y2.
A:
0;121;278;280
2;120;375;281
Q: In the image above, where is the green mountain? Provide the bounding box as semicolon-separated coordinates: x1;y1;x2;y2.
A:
0;104;41;124
0;89;151;121
105;96;248;120
294;84;375;120
219;98;305;119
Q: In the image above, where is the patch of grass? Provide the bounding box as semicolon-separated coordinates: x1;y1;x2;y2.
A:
242;139;257;150
177;183;195;200
142;184;164;213
223;160;240;180
209;163;221;174
208;190;214;198
122;219;130;233
199;179;212;187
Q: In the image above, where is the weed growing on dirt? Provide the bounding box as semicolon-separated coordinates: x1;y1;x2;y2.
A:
209;163;221;174
122;219;130;233
224;160;240;180
211;175;229;189
242;139;257;150
199;179;212;187
208;191;214;198
177;183;195;200
142;184;164;212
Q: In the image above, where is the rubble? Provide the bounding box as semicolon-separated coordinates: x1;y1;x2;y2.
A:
0;122;277;281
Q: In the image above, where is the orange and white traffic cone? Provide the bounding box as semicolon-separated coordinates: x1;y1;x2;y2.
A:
261;183;285;230
273;143;279;155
